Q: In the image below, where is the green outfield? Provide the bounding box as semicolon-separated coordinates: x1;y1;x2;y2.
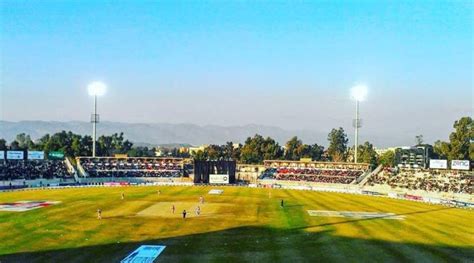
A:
0;186;473;262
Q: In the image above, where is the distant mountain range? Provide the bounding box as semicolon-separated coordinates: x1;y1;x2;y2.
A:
0;121;329;147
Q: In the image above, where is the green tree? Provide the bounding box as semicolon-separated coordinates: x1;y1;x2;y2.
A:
192;150;207;160
127;146;155;157
10;140;20;150
284;136;303;160
36;134;51;152
201;142;242;160
80;135;93;156
15;133;35;149
433;117;473;161
71;136;82;156
470;143;474;161
356;141;378;167
230;143;242;160
240;135;265;164
222;142;241;160
378;150;395;167
35;131;92;157
309;144;325;161
433;140;451;159
262;137;283;161
205;144;226;159
448;117;473;160
97;135;114;156
0;139;7;150
327;128;348;162
282;137;324;161
240;134;283;164
110;132;133;154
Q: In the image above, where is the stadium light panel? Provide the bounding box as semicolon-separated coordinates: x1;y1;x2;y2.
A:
88;81;107;97
351;84;368;101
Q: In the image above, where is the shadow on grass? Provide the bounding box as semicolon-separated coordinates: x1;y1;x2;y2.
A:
295;207;456;230
282;204;304;208
1;223;472;263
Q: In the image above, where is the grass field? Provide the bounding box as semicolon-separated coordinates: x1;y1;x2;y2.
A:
0;186;473;262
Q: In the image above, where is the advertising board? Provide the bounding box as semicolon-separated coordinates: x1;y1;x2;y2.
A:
48;151;64;160
429;159;447;169
451;160;470;170
28;151;45;160
209;174;229;184
7;151;24;160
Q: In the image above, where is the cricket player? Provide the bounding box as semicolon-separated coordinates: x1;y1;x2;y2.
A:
196;206;201;216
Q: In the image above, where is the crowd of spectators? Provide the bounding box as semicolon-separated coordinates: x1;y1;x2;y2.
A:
0;160;71;180
78;157;184;178
86;170;181;178
366;168;473;194
264;160;369;171
259;167;363;184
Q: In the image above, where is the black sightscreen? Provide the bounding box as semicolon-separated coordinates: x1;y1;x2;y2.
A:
194;160;236;184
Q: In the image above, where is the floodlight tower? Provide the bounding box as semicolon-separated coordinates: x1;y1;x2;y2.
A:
88;82;107;157
350;85;367;163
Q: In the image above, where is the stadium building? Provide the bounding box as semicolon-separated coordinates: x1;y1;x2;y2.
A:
394;145;433;169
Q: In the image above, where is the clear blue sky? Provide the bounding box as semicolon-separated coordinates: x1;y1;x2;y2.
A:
1;1;472;146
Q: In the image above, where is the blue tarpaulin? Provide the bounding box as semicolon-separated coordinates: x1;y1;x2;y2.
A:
121;245;166;263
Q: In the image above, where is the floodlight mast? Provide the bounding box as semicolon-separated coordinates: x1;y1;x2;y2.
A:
354;100;359;163
92;94;97;157
88;82;106;157
351;85;367;163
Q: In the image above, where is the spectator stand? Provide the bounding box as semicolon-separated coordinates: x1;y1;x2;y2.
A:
76;157;186;183
357;164;383;186
364;167;473;197
236;164;266;184
258;160;370;185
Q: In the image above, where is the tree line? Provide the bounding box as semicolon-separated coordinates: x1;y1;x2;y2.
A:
0;131;191;158
375;116;473;167
433;117;473;161
0;131;134;157
191;127;379;166
0;116;471;166
0;127;376;164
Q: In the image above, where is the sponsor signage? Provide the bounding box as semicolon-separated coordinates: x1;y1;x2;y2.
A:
48;151;64;160
208;189;224;195
0;151;4;160
121;245;166;263
404;194;423;201
209;174;229;184
423;197;441;204
28;151;45;160
104;182;130;186
451;160;470;170
0;201;61;212
7;151;24;160
307;210;405;220
114;154;128;158
429;159;447;169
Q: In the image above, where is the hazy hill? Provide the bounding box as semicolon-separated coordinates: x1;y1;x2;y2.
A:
0;121;328;147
